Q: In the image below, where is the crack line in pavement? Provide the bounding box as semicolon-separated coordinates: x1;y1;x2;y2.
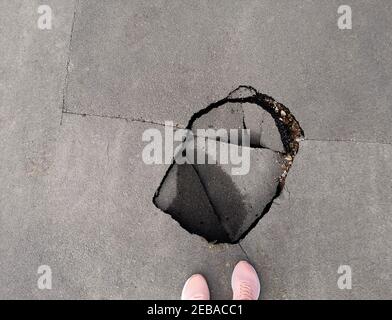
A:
305;138;391;146
62;110;186;128
238;243;251;261
60;0;80;126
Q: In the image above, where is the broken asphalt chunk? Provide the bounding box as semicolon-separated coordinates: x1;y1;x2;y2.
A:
153;86;304;244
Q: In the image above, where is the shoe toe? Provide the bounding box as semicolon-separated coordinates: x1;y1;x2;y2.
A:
231;261;260;300
181;274;210;300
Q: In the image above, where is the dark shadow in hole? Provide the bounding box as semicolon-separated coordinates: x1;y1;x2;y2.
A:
192;162;248;243
153;163;230;243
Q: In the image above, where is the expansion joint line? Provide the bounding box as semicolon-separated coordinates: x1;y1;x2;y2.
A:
60;0;80;125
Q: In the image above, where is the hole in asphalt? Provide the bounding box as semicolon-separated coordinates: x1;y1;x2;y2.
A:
154;86;304;244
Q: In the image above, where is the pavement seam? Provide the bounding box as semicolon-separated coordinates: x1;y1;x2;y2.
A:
62;110;185;128
60;0;80;125
61;113;391;147
238;243;251;262
305;138;391;147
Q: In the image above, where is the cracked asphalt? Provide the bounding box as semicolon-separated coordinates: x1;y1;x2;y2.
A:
0;0;391;299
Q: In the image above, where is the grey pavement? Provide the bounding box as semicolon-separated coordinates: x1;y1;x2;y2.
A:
65;0;392;143
0;0;391;299
242;140;392;299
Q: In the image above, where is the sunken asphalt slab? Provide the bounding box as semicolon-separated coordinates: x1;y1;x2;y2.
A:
0;0;391;299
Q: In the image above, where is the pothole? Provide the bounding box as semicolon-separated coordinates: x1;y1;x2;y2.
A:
153;86;304;244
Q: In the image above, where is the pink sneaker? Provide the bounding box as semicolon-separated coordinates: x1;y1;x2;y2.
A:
181;274;210;300
231;261;260;300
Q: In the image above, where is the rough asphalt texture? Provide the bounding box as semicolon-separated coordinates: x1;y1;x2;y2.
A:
1;0;391;299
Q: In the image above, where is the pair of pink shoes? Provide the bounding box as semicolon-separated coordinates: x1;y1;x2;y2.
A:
181;261;260;300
